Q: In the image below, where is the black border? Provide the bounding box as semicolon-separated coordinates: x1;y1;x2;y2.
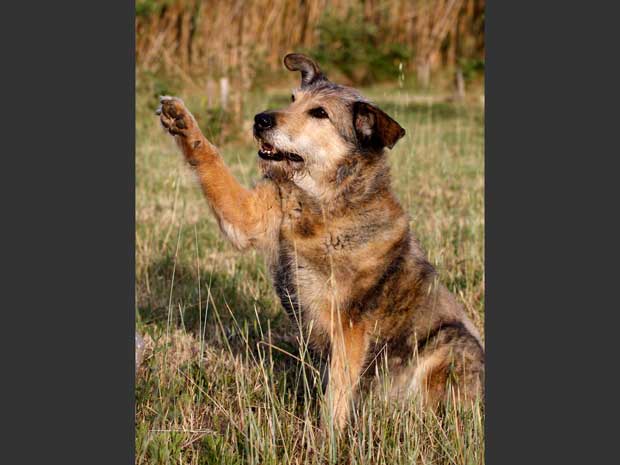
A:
486;2;619;464
1;1;135;464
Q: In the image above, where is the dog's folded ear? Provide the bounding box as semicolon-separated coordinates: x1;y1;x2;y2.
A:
353;101;406;150
284;53;326;88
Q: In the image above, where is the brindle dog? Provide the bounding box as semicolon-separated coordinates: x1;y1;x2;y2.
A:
156;53;484;431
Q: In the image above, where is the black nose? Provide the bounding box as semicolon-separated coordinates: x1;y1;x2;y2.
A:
254;112;275;131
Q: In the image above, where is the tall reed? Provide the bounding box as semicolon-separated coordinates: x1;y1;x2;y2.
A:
136;0;485;87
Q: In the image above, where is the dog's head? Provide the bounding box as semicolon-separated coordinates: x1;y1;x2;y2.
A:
253;53;405;196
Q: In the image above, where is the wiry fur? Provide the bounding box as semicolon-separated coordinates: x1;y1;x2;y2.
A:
156;54;484;431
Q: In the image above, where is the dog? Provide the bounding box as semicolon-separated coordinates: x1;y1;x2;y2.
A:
156;53;484;431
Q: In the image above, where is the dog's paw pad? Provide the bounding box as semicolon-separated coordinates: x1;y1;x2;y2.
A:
156;96;193;136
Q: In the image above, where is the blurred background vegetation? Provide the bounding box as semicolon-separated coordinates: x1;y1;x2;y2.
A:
136;0;484;140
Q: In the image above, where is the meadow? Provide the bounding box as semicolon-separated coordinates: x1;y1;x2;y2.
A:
135;75;484;464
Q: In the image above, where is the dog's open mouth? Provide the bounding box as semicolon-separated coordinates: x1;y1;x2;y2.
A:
258;142;304;163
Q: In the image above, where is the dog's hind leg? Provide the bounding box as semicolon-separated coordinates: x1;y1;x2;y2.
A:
157;96;282;251
396;325;484;409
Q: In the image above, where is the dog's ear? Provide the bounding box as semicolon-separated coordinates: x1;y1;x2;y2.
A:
353;101;406;150
284;53;326;88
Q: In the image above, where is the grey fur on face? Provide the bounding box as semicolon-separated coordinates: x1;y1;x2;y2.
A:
284;56;403;152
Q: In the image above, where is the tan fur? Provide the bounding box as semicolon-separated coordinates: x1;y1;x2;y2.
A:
156;56;484;431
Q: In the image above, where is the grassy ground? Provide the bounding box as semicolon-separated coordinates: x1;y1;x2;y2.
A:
135;77;484;464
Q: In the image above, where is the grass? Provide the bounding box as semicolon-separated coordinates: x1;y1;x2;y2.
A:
135;76;484;464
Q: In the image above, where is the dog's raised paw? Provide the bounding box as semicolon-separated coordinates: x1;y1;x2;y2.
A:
156;96;194;136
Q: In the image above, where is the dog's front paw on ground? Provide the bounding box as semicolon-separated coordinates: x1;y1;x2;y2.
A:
156;96;196;136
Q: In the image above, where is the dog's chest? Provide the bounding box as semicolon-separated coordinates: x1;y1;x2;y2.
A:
270;186;354;341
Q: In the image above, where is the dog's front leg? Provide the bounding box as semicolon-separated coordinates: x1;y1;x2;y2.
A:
157;96;281;250
323;319;368;432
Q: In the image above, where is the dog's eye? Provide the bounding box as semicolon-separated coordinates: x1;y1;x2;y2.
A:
291;94;295;102
309;107;328;119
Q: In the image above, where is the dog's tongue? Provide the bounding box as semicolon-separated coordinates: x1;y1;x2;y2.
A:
261;142;275;153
